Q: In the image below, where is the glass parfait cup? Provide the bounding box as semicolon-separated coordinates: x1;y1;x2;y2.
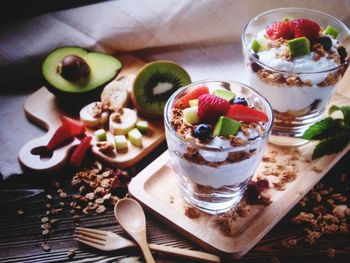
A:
164;80;273;214
242;8;350;146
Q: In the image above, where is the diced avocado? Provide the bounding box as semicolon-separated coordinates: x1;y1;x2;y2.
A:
213;116;241;137
114;135;128;151
136;120;149;134
325;25;340;39
128;128;143;147
42;46;122;110
212;89;236;101
183;106;200;125
251;38;262;52
189;99;198;107
287;37;310;58
94;129;107;141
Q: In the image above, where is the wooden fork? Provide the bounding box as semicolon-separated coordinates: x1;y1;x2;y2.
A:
74;227;220;262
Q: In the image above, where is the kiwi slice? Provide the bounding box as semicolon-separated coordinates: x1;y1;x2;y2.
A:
132;61;191;117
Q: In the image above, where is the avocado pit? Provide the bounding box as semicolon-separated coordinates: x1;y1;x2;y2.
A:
59;55;90;82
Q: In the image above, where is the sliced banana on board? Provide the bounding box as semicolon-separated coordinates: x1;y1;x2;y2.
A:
79;102;109;128
101;75;135;109
109;108;137;135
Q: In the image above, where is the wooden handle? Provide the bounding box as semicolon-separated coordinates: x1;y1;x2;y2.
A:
149;243;220;262
138;239;156;263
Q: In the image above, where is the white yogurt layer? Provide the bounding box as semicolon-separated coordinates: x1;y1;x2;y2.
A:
170;152;261;188
249;73;334;112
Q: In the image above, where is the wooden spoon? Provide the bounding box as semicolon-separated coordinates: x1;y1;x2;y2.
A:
114;198;155;263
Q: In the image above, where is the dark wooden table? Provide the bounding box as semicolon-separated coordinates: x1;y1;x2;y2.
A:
0;136;349;263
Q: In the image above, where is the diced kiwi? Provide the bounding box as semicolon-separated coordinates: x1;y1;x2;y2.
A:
325;25;340;39
213;116;241;137
287;37;310;58
212;89;236;101
131;61;191;117
136;120;149;134
114;135;128;151
189;99;198;107
183;106;200;125
94;129;107;141
251;38;262;52
128;128;143;147
282;17;290;21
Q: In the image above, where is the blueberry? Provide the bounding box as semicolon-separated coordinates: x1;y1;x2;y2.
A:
250;53;261;72
337;46;348;64
194;124;211;140
230;97;248;106
318;36;332;51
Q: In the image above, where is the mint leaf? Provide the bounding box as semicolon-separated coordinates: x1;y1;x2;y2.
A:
302;117;342;140
312;132;350;159
329;105;350;127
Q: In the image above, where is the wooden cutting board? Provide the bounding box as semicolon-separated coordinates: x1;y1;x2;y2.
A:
128;82;350;259
19;54;165;172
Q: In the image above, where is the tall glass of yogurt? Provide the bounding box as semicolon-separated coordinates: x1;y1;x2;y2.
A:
242;8;349;146
164;80;273;214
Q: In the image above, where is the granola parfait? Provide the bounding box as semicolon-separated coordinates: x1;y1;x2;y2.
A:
164;80;273;214
242;8;349;146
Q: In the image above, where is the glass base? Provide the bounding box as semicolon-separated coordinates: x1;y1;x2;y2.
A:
269;134;309;147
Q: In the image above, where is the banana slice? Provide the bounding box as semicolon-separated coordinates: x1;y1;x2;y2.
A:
109;108;137;135
101;75;134;109
79;102;109;128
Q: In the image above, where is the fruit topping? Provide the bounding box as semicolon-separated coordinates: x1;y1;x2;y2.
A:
114;135;128;151
70;136;92;167
94;129;107;141
325;25;340;39
212;89;236;101
289;19;320;42
59;55;90;81
46;124;74;150
128;128;143;147
266;20;293;40
132;60;191;117
230;97;248;106
287;37;310;58
183;106;200;125
136;120;149;134
213;116;241;137
337;46;348;64
189;99;198;107
174;86;209;109
193;124;211;140
80;102;109;128
197;94;230;123
318;36;332;51
60;115;86;136
251;38;262;52
250;53;261;73
109;108;137;135
101;76;131;110
225;104;268;123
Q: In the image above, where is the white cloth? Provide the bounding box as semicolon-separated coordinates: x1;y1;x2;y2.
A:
0;0;349;178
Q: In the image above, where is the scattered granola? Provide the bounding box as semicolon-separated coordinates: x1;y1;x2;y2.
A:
67;248;77;259
184;206;201;219
41;242;51;252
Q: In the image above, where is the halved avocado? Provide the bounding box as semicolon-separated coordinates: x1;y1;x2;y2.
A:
42;46;122;110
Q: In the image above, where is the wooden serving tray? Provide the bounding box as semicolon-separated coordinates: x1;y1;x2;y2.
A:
129;85;350;258
19;54;165;172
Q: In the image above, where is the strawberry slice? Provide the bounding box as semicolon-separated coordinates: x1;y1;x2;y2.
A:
198;94;230;123
60;115;86;136
290;19;320;42
70;136;92;167
266;21;294;40
46;124;74;150
174;86;209;109
225;105;268;123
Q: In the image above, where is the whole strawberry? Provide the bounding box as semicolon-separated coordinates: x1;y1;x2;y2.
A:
290;19;321;42
198;94;230;123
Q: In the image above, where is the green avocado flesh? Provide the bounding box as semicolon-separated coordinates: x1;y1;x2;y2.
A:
42;47;122;93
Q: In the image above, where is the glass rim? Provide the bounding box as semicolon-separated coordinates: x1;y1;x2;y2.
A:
242;7;350;75
164;79;274;152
